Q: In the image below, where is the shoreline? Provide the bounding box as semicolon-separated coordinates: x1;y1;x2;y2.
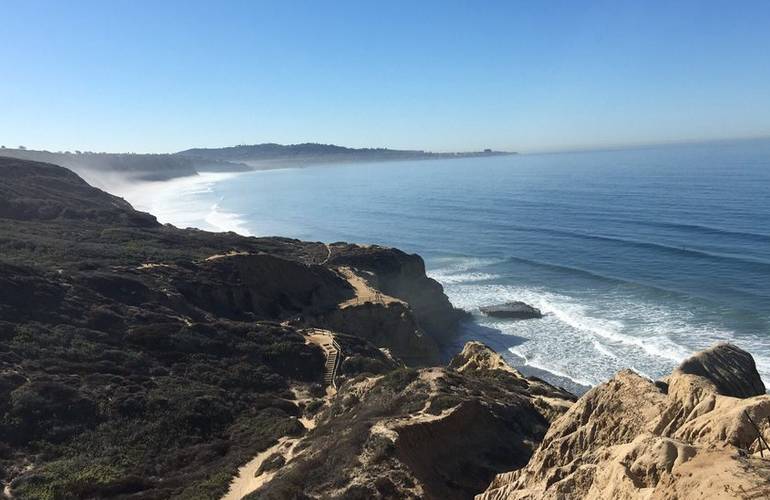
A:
110;170;597;391
113;171;254;235
101;157;769;396
102;169;667;396
445;319;593;395
115;175;595;392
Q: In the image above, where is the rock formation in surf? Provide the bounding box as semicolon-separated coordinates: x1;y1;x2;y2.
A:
479;301;543;320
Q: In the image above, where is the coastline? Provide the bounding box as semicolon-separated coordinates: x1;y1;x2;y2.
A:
110;168;598;393
4;156;770;499
444;319;593;395
113;171;254;235
104;147;770;394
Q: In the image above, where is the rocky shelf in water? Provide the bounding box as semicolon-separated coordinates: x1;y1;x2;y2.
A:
479;301;543;319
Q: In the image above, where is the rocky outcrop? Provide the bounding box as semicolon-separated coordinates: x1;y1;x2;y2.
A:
174;253;354;320
479;301;542;320
450;341;525;374
327;243;466;345
448;342;576;421
675;342;765;398
315;300;442;366
479;343;770;500
251;343;575;500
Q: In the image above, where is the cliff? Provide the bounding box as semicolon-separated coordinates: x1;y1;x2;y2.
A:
479;343;770;499
247;342;574;499
0;157;494;499
2;157;766;500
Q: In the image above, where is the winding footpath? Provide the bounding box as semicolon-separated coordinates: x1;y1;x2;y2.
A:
221;329;343;500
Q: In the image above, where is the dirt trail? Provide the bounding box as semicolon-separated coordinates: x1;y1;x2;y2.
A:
204;250;249;261
336;266;403;308
221;388;328;499
221;332;342;499
221;436;294;500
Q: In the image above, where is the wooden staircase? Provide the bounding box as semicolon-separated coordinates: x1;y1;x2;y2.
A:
323;347;339;386
304;328;343;389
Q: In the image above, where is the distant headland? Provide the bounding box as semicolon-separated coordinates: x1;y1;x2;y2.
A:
0;143;515;183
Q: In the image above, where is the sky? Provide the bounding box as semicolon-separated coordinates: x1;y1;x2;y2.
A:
2;0;770;153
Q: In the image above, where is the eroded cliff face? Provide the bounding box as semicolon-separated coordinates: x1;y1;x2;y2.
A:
249;342;575;500
479;343;770;500
326;243;466;346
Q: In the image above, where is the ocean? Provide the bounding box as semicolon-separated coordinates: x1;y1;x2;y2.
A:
124;139;770;392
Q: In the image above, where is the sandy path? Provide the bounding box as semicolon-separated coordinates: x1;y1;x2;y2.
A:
221;346;336;499
221;436;294;500
337;267;403;308
204;250;249;261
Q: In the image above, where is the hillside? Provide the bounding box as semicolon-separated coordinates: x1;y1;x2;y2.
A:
0;148;250;183
0;143;514;188
0;157;564;500
177;143;514;168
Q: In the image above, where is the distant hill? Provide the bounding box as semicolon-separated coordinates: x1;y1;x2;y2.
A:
177;142;514;167
0;148;250;183
0;143;515;186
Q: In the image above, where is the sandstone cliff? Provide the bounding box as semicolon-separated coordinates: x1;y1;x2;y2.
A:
248;342;574;500
479;343;770;500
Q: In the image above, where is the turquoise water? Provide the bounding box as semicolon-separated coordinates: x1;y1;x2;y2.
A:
135;139;770;389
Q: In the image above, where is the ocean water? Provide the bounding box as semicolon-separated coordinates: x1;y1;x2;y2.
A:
125;139;770;391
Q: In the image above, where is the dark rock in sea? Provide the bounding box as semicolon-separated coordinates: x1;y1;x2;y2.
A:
480;301;543;320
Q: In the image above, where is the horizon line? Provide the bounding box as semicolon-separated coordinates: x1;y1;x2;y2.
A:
2;133;769;157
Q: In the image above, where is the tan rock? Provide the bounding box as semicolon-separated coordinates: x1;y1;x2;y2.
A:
479;343;770;500
449;341;521;374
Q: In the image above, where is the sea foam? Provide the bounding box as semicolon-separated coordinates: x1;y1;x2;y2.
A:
114;172;253;236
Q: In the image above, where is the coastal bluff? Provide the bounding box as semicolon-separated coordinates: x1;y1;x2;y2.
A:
1;156;768;500
0;157;470;497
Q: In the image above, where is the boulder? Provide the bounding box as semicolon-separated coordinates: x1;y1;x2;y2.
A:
449;341;520;374
676;342;765;398
480;301;542;320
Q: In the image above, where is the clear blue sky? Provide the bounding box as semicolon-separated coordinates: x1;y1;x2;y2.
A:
2;0;770;153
